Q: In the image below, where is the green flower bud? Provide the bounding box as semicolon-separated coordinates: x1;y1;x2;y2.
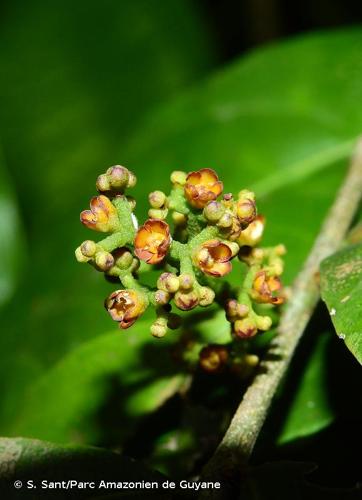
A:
170;170;187;186
217;212;233;228
80;240;97;257
113;248;133;269
154;289;171;306
151;317;168;338
127;171;137;188
178;273;195;291
198;286;215;307
172;211;187;226
234;317;257;339
148;208;168;220
75;246;90;263
174;290;199;311
157;273;180;293
149;190;167;209
255;315;272;331
95;251;114;271
203;201;225;222
107;165;130;189
96;174;111;193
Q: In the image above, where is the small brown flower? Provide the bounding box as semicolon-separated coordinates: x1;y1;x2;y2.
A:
234;317;258;339
134;219;171;264
80;195;119;232
105;289;147;329
194;239;232;277
251;270;284;305
199;345;229;373
174;290;199;311
184;168;223;209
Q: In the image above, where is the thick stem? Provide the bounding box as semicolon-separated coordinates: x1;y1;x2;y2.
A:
199;139;362;498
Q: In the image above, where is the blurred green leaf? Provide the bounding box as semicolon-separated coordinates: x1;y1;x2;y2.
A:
321;243;362;363
0;437;165;499
0;0;214;435
9;323;187;444
277;333;334;444
0;151;25;307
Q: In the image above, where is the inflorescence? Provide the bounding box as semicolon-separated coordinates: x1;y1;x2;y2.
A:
76;166;286;372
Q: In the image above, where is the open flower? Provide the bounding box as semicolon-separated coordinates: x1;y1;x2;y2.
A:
236;215;265;247
194;239;232;277
184;168;223;209
80;195;119;232
251;270;284;305
134;219;171;264
105;289;147;329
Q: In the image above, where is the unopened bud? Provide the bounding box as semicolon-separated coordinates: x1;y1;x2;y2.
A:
95;251;114;271
127;196;136;211
80;240;97;257
113;248;133;269
149;190;167;208
255;315;272;331
127;171;137;188
217;212;233;228
154;289;171;305
170;170;187;186
203;201;225;222
234;317;257;339
96;174;111;192
174;290;199;311
236;194;257;228
157;273;180;293
198;286;215;306
151;317;168;338
107;165;129;189
178;273;195;291
172;211;187;226
148;208;168;220
75;246;90;263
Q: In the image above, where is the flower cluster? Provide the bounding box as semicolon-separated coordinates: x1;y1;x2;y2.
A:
76;165;285;373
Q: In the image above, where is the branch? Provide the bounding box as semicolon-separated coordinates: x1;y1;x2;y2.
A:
199;138;362;498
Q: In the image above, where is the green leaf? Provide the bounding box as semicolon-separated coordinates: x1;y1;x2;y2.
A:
0;437;164;499
277;332;334;444
0;150;25;307
8;323;187;444
0;0;214;435
320;243;362;363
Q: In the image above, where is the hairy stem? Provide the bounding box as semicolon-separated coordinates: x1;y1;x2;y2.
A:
199;138;362;498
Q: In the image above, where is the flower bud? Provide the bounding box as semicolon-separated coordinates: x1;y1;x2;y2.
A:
225;299;249;320
157;273;180;293
106;165;130;189
217;212;233;228
170;170;187;186
199;345;229;373
96;174;111;193
130;258;140;273
127;171;137;188
126;196;136;211
255;315;273;331
154;289;171;306
80;240;97;257
234;317;258;339
150;317;168;338
174;290;199;311
113;248;133;269
251;271;284;305
198;286;215;307
95;251;114;271
203;201;225;222
179;273;195;291
149;190;167;209
172;211;187;226
236;190;257;228
75;246;90;263
148;208;168;220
